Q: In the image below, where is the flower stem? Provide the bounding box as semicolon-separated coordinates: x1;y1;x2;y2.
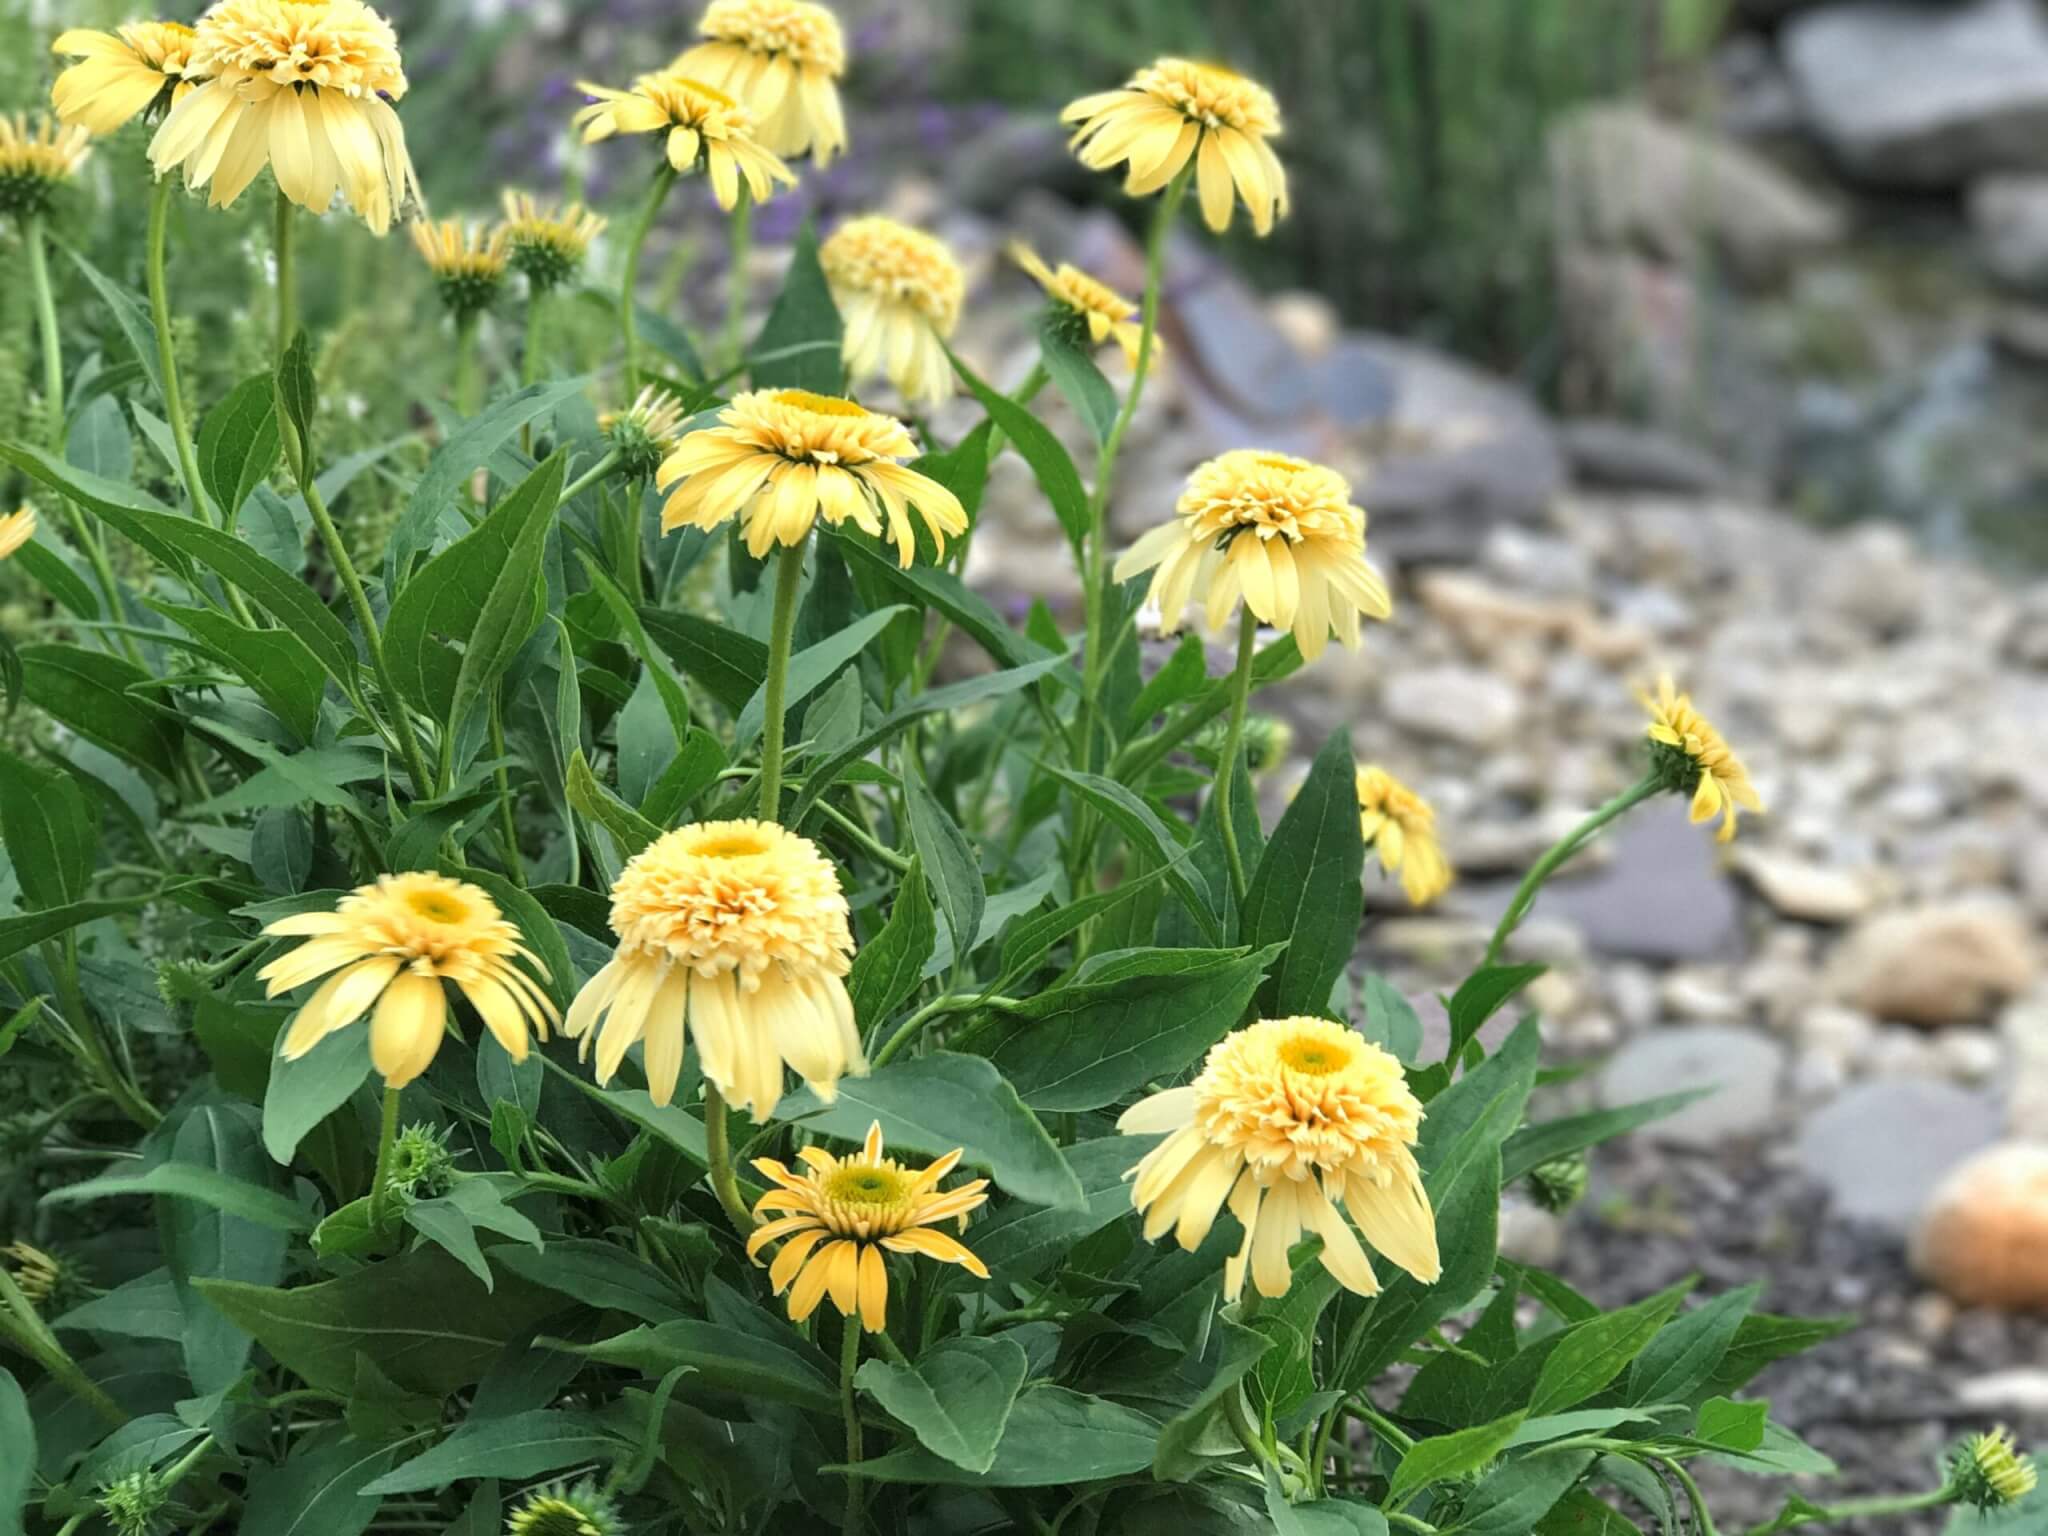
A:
620;164;678;394
0;1266;125;1428
724;184;754;373
146;180;211;526
1214;607;1260;912
274;188;297;363
522;288;548;391
1482;775;1661;967
488;690;525;887
702;1084;755;1235
758;542;807;823
367;1085;401;1236
840;1318;865;1536
560;448;623;508
454;310;482;419
1737;1487;1955;1536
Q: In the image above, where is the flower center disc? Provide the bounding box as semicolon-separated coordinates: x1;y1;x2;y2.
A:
406;891;469;924
1279;1036;1350;1076
826;1165;907;1207
775;389;868;418
691;832;773;860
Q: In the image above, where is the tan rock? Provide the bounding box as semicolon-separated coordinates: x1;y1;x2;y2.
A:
1912;1142;2048;1312
1733;848;1877;924
1825;900;2037;1027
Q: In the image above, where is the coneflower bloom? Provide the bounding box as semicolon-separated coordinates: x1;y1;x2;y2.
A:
1063;58;1289;235
0;507;35;562
1640;674;1763;843
820;216;965;407
498;189;606;290
506;1480;622;1536
0;113;92;218
672;0;848;166
1114;450;1391;662
602;385;690;480
1356;766;1453;908
1120;1017;1439;1301
1011;242;1151;372
655;390;967;566
50;22;200;135
563;820;862;1117
748;1122;989;1330
1;1242;65;1308
259;873;558;1090
409;218;509;317
148;0;422;234
1955;1428;2039;1511
573;72;795;212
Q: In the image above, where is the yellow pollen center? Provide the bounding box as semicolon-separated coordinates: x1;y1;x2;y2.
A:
405;891;468;924
775;389;868;417
692;832;772;859
1279;1036;1350;1076
826;1165;906;1207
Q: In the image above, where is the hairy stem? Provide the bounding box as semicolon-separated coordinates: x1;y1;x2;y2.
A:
702;1084;755;1235
758;542;807;823
367;1085;402;1237
488;690;525;886
1214;607;1259;912
619;165;678;394
724;184;753;373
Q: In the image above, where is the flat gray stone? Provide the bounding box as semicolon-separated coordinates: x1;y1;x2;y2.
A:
1793;1078;2004;1233
1599;1025;1786;1147
1526;802;1746;963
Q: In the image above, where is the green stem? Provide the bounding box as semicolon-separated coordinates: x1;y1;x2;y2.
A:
840;1318;865;1536
367;1085;402;1237
488;691;525;886
871;993;986;1070
1737;1487;1955;1536
1222;1389;1278;1475
724;183;753;373
758;542;806;823
559;448;622;507
146;181;209;525
702;1084;755;1236
274;188;297;363
453;310;482;419
1385;1516;1439;1536
1482;776;1661;967
0;1267;125;1428
1659;1457;1724;1536
619;164;678;394
1214;607;1259;912
522;288;547;390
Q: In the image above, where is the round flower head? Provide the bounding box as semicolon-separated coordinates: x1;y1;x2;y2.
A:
821;216;965;407
2;1240;82;1310
0;113;92;219
603;385;689;480
1063;58;1289;235
1114;449;1391;662
149;0;422;234
564;820;862;1117
673;0;848;165
506;1479;621;1536
1120;1017;1439;1301
748;1122;989;1330
1954;1427;2038;1511
498;189;606;291
0;507;35;563
573;71;795;212
1356;765;1453;908
410;219;509;318
51;22;201;135
1640;674;1763;843
1011;242;1151;372
258;873;558;1090
656;390;967;567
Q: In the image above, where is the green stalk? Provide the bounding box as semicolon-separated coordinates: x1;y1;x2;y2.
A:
0;1266;125;1427
702;1084;755;1235
723;183;753;373
757;543;807;823
453;310;483;419
488;691;525;887
619;164;678;394
1482;775;1661;967
840;1319;865;1536
522;287;548;390
559;448;622;507
274;188;297;362
1736;1487;1955;1536
367;1085;402;1236
1214;607;1259;911
146;179;212;526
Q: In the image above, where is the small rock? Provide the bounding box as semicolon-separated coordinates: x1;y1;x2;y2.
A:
1824;898;2038;1027
1660;969;1748;1024
1732;848;1876;924
1912;1142;2048;1310
1382;667;1525;749
1814;524;1926;639
1266;291;1340;359
1796;1004;1878;1069
1497;1202;1565;1269
1956;1368;2048;1413
1937;1029;2006;1085
1795;1078;2004;1232
1560;418;1733;496
2000;583;2048;669
1599;1025;1786;1147
1969;173;2048;290
2001;990;2048;1135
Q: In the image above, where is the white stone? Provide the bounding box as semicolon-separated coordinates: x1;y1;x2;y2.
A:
1732;849;1876;924
1381;667;1526;749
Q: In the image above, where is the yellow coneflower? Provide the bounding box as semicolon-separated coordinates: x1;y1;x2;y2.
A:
1114;449;1391;662
498;189;606;291
1010;242;1151;372
506;1479;621;1536
748;1122;988;1330
1063;58;1289;235
820;216;965;407
148;0;422;234
0;507;34;562
258;873;558;1090
51;22;200;135
1955;1428;2038;1511
602;385;690;480
409;218;509;317
1356;765;1453;908
1120;1017;1439;1301
2;1241;64;1307
0;113;93;218
563;820;862;1117
672;0;848;166
1640;674;1763;844
655;389;967;566
573;71;795;213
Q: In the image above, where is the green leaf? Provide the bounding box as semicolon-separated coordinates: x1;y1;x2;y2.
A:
1698;1312;1856;1401
1503;1407;1665;1449
275;329;318;455
149;600;327;743
572;1319;836;1413
636;608;768;716
1388;1413;1528;1508
1361;974;1424;1062
1529;1278;1694;1416
68;394;131;483
67;245;165;402
1153;1317;1273;1481
160;1103;291;1394
494;1240;685;1325
198;374;281;521
749;219;844;393
258;1005;371;1164
9;536;99;619
568;748;664;861
922;867;1057;982
196;1248;565;1396
18;643;179;779
1242;731;1365;1014
1037;314;1120;444
573;554;694;746
1502;1090;1714;1184
1449;1449;1596;1536
982;944;1278;1111
902;756;984;981
847;1385;1160;1486
856;1335;1029;1474
190;743;382;816
41;1157;313;1232
1445;965;1547;1064
733;604;907;747
1693;1397;1768;1454
0;750;95;909
969;1135;1150;1278
53;1271;184;1341
1536;1491;1646;1536
848;858;936;1026
830;533;1059;676
1627;1285;1759;1407
1123;633;1207;737
237;1431;406;1536
775;1052;1083;1208
0;894;157;968
947;344;1089;552
0;1369;31;1536
993;863;1174;985
1048;768;1221;944
1709;1420;1837;1478
365;1409;621;1494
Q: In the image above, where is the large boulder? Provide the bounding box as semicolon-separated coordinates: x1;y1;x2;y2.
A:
1824;899;2038;1026
1784;0;2048;188
1912;1142;2048;1310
